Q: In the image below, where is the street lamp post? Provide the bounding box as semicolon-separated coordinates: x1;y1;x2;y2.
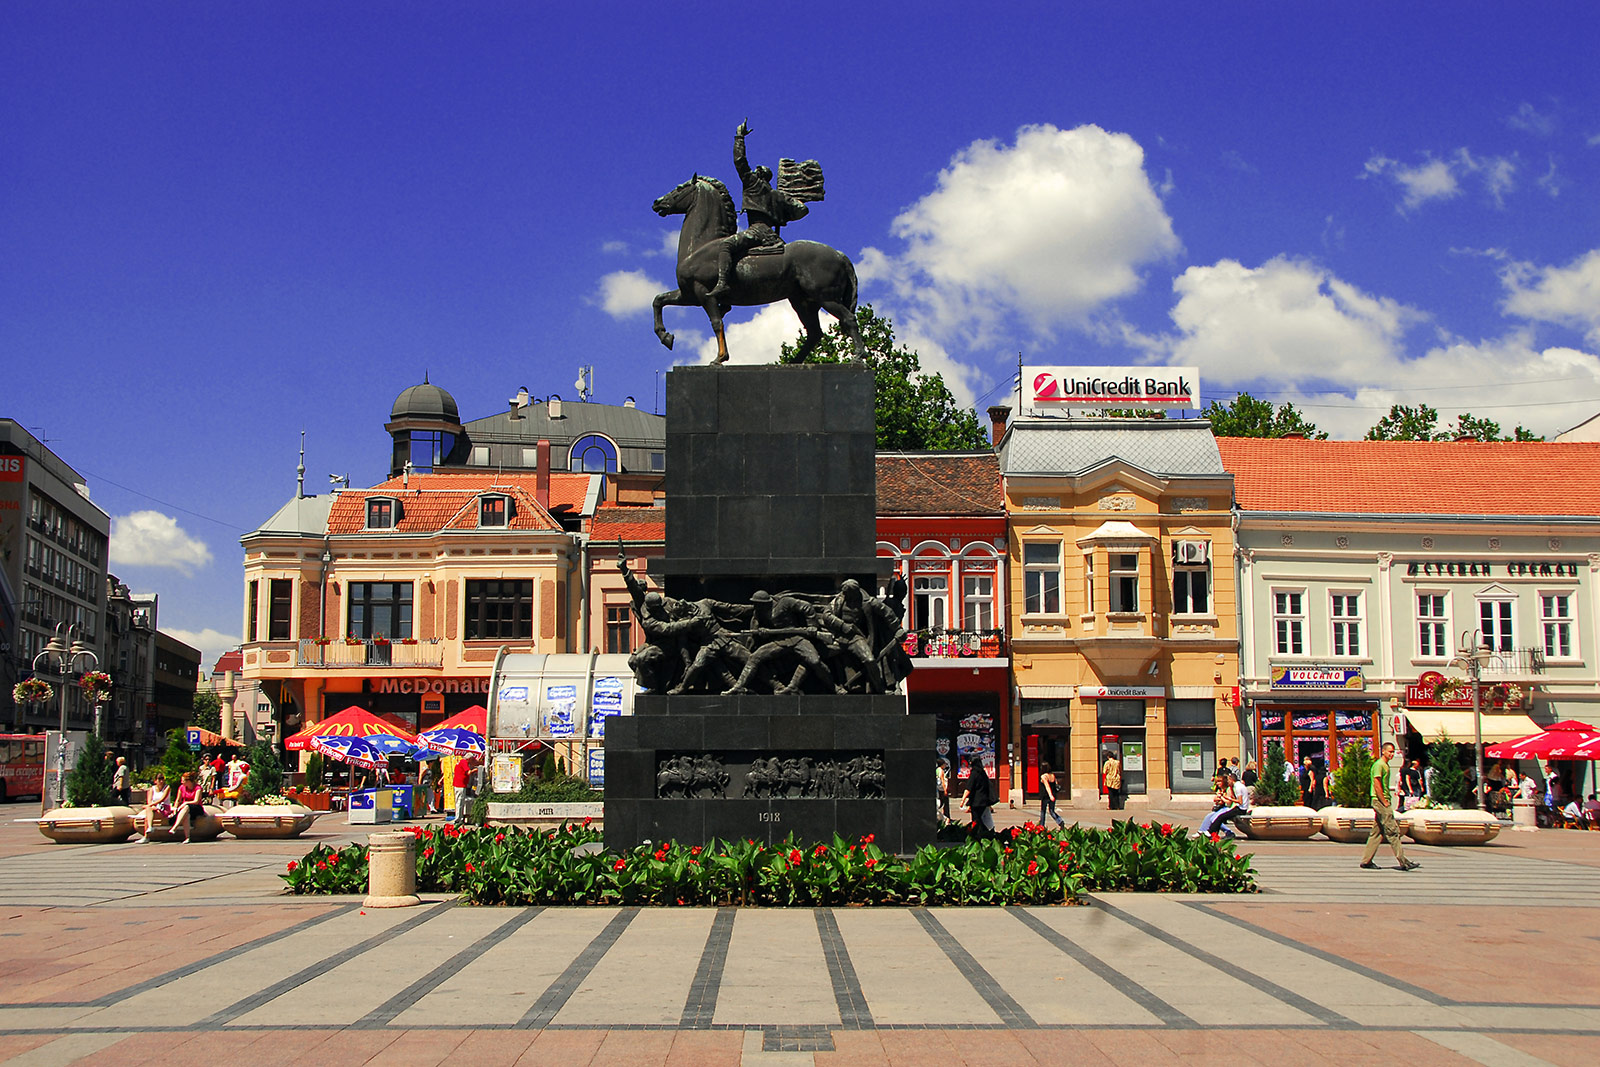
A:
1450;630;1490;810
31;622;99;807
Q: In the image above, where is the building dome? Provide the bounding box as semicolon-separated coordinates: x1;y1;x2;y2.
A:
390;377;460;423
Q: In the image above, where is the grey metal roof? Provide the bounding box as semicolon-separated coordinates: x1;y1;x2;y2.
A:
463;401;665;449
245;493;336;539
391;381;460;423
1000;418;1227;478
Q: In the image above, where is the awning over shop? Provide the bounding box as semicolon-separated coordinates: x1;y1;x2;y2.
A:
1403;710;1542;743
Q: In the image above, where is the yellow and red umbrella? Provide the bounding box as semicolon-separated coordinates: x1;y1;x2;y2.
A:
284;706;415;751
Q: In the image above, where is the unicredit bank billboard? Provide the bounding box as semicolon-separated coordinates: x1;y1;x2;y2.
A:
1025;366;1200;414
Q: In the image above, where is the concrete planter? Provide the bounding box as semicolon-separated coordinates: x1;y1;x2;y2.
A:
485;801;603;827
1399;807;1502;845
1319;805;1376;843
142;805;227;843
1237;805;1321;840
217;804;317;839
37;806;138;844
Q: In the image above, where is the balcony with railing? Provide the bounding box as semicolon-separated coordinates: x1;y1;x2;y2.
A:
1477;646;1546;682
297;638;445;669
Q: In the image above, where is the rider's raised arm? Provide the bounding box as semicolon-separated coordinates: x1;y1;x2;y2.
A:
733;128;752;182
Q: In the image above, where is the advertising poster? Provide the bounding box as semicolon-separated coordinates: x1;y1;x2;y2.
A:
590;675;624;738
543;684;577;738
1181;741;1202;772
1123;741;1145;772
587;748;605;787
954;713;994;780
491;754;522;794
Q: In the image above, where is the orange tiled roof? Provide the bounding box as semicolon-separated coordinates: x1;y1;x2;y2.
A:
876;453;1002;515
1218;438;1600;516
588;505;666;542
326;471;588;534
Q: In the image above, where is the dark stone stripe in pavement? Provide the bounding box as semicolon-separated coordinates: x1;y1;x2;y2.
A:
815;908;873;1029
911;910;1035;1029
1010;908;1193;1026
1092;899;1354;1027
518;907;638;1029
679;908;735;1029
0;905;358;1010
1183;901;1457;1007
356;908;545;1028
196;900;457;1027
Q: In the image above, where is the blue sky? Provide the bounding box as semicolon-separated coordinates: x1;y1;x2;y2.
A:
4;2;1598;669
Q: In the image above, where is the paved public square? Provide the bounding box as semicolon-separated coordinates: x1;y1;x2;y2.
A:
0;805;1595;1066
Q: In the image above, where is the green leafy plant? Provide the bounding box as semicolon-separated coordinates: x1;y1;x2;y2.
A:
1426;733;1469;808
1255;741;1302;805
1330;740;1373;807
159;728;198;782
244;741;283;803
65;733;114;807
305;751;326;791
282;819;1257;903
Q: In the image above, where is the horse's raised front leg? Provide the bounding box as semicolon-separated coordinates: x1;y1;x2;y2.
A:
652;289;685;350
789;298;823;362
819;299;866;362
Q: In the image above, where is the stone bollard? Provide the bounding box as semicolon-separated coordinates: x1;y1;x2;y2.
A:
1512;797;1538;831
364;831;421;908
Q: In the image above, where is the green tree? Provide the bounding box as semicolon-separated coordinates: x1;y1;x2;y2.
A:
191;690;221;732
1330;740;1373;807
780;304;989;450
1203;392;1327;438
1365;403;1541;442
65;733;114;807
245;741;284;802
1256;741;1301;805
160;728;198;782
305;751;326;791
1425;733;1469;807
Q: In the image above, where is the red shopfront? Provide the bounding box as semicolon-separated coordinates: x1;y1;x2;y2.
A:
317;675;492;733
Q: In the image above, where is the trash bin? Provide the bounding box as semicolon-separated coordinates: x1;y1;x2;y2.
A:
1513;797;1538;829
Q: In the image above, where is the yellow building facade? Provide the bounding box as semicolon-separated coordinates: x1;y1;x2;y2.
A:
1000;416;1241;806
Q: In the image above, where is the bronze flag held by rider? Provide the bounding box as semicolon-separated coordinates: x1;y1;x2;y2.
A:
651;120;867;365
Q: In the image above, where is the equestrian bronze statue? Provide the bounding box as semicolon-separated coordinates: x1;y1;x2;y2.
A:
651;121;866;364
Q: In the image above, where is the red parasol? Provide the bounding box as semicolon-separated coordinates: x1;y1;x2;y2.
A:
1485;719;1600;761
284;706;416;750
431;704;487;734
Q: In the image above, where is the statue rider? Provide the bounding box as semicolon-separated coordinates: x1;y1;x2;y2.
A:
710;120;810;301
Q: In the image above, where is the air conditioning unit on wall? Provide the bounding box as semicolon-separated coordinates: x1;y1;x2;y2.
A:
1173;540;1210;565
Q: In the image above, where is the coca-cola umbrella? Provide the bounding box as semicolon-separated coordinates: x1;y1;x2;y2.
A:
1485;720;1600;761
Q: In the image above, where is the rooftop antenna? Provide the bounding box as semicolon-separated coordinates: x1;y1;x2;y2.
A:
574;365;593;402
296;430;306;499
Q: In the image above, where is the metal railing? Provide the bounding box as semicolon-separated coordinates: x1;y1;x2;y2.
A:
297;638;445;669
1478;646;1546;679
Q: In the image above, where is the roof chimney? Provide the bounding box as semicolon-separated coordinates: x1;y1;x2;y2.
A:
986;405;1012;449
536;439;551;509
1279;432;1305;440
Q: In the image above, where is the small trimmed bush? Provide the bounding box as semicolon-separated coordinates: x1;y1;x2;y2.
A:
1330;740;1373;808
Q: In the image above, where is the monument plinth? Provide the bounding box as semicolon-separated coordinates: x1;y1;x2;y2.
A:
604;364;934;853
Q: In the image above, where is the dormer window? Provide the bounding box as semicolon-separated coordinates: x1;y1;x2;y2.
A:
366;497;398;530
480;494;512;527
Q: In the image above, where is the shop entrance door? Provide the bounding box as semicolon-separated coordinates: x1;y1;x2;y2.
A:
1028;730;1069;798
1167;734;1215;794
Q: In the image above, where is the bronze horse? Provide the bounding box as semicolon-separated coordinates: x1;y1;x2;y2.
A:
651;175;865;364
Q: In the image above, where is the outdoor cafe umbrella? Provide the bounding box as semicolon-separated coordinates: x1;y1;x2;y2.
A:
284;707;415;750
308;734;390;770
416;725;487;758
1485;719;1600;761
365;733;432;761
431;704;486;734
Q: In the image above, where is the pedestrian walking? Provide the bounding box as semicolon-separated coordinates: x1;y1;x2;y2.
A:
417;759;435;817
1038;760;1066;828
451;756;479;823
1101;749;1124;811
960;759;996;835
1361;741;1419;871
111;757;131;806
934;758;951;827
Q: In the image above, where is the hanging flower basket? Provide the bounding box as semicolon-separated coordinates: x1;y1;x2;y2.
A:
13;678;53;705
78;671;112;702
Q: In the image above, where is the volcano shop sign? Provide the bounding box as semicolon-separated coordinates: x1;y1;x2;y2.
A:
1270;666;1364;690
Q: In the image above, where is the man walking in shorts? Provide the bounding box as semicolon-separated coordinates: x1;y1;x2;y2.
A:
1361;741;1420;871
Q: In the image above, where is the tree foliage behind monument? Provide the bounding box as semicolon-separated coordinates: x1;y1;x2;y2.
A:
191;690;221;732
1365;403;1541;442
1203;392;1327;438
780;304;988;450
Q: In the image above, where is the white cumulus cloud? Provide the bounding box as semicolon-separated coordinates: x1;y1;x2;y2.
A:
594;269;664;318
162;628;241;674
1362;149;1518;212
109;511;213;575
1501;248;1600;345
862;123;1180;344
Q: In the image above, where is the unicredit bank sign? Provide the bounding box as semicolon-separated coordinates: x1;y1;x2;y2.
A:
1026;366;1200;414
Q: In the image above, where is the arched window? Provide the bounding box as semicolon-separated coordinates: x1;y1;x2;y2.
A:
569;434;618;473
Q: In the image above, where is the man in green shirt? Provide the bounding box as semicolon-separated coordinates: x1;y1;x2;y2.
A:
1361;741;1420;870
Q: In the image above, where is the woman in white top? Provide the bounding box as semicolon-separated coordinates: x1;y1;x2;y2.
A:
135;773;173;840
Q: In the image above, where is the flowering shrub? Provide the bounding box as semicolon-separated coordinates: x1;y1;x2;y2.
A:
282;818;1255;903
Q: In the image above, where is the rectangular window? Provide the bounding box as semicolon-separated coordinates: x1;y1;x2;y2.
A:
268;578;293;641
1110;552;1139;613
962;574;994;631
605;604;633;654
1173;566;1210;614
366;498;394;529
348;582;413;639
1273;590;1304;656
247;580;260;642
465;579;533;640
480;496;508;527
1083;552;1095;613
913;574;949;630
1541;593;1573;658
1479;599;1514;652
1023;543;1061;614
1417;593;1448;658
1330;593;1362;657
471;445;491;465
